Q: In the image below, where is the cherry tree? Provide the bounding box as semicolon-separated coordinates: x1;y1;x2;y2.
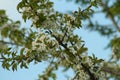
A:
0;0;120;80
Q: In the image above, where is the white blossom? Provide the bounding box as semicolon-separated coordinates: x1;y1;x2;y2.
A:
37;2;41;6
37;43;46;52
66;21;71;26
37;9;41;13
25;48;31;54
22;7;31;12
42;19;57;29
32;16;39;23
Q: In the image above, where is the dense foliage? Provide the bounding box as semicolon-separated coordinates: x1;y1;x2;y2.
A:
0;0;120;80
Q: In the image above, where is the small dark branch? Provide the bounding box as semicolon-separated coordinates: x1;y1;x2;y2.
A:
0;40;15;45
77;53;97;80
102;66;120;76
81;63;97;80
0;40;22;46
0;57;4;60
50;31;76;58
70;41;74;46
61;28;68;41
49;30;69;51
49;58;55;67
109;15;120;31
82;4;92;13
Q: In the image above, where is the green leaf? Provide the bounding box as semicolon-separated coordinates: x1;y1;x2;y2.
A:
91;1;98;8
23;62;28;68
20;62;28;69
20;48;25;55
12;63;17;71
5;63;10;70
1;27;10;37
0;10;5;14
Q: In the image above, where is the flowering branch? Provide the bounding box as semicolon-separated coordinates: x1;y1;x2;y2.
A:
49;30;97;80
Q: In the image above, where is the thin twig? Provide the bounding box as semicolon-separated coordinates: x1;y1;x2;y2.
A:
61;28;68;41
0;40;22;46
102;66;120;77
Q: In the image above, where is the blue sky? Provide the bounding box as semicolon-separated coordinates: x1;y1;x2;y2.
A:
0;0;111;80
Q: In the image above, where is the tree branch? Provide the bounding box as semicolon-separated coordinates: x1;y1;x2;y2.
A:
100;1;120;32
49;31;97;80
0;40;22;46
102;66;120;77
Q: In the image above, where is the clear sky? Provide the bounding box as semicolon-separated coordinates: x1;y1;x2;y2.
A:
0;0;111;80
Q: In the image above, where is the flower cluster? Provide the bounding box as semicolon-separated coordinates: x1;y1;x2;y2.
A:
32;32;58;52
22;7;31;13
